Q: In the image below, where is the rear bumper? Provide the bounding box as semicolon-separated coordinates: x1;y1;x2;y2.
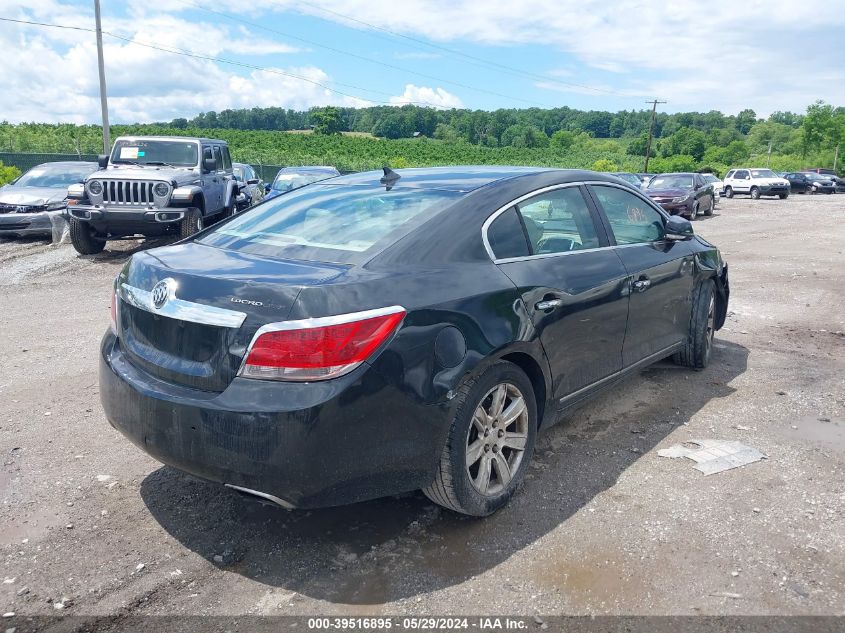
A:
0;211;53;236
99;332;450;508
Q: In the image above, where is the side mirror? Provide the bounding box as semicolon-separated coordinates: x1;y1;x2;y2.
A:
264;183;272;193
247;178;259;185
203;157;217;173
97;154;109;168
665;215;694;240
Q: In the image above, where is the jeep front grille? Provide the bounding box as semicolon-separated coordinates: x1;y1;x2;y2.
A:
102;180;160;206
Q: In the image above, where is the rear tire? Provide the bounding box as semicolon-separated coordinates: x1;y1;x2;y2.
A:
179;208;203;239
779;193;788;199
750;186;761;200
725;186;734;198
673;280;716;370
69;218;105;255
423;361;537;516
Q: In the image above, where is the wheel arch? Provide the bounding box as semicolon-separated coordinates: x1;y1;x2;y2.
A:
500;351;548;428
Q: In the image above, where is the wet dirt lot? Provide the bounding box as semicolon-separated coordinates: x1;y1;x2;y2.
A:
0;193;843;625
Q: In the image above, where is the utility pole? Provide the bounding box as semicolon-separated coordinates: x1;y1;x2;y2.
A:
765;140;773;167
643;99;667;173
834;145;840;172
94;0;110;154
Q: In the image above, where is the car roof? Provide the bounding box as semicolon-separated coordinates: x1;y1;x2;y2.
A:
112;135;227;144
323;166;613;192
277;166;339;173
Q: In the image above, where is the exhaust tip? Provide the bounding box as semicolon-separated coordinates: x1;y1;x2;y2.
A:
224;483;295;510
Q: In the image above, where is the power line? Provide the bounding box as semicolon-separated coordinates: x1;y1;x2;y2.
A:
295;0;654;99
0;16;427;107
172;0;558;108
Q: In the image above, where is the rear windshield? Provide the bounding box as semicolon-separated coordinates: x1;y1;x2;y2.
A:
198;184;461;263
750;169;777;178
272;171;335;192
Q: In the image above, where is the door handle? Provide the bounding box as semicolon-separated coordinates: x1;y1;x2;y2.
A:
632;278;651;292
535;298;563;311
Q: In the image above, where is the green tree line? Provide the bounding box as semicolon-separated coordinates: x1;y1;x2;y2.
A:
1;100;842;177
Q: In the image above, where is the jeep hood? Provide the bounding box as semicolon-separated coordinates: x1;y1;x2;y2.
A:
0;186;67;206
88;166;199;185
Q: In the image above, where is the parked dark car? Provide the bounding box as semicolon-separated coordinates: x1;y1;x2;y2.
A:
100;167;729;516
232;163;265;211
802;172;836;194
264;166;341;201
0;161;97;237
645;172;715;219
783;172;812;194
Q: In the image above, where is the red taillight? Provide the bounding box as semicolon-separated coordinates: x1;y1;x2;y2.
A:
240;307;406;381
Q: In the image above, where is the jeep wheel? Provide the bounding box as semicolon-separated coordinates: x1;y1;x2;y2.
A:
673;279;716;370
180;208;203;239
725;186;734;198
69;218;105;255
223;196;237;219
750;186;761;200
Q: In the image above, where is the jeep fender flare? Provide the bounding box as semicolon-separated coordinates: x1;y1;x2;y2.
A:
225;180;239;209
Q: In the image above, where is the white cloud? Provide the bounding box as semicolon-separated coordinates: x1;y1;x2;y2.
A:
389;84;463;109
270;0;845;115
0;6;370;123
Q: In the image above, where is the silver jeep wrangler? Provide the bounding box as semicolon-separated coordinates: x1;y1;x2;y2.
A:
65;136;239;254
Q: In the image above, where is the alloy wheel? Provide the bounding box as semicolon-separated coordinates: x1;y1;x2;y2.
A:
465;382;529;496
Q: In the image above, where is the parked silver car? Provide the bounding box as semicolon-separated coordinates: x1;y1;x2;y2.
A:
0;161;97;237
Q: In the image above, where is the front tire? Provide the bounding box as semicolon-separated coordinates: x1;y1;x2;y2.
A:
704;195;714;216
725;186;734;198
779;193;789;199
423;362;537;516
69;218;105;255
673;280;716;370
179;208;203;239
750;186;761;199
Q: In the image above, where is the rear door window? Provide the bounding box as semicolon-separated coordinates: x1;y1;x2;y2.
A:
516;187;601;254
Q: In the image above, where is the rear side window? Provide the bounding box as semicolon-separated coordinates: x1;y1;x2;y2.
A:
517;187;600;254
591;185;665;245
487;207;529;259
198;185;460;263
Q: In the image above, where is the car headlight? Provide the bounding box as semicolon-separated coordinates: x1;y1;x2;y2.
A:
671;195;690;203
45;201;66;211
153;182;171;197
87;180;103;195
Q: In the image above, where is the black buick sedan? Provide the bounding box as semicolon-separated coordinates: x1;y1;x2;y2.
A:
101;167;729;516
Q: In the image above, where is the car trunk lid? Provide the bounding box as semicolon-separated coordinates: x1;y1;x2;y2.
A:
116;242;349;392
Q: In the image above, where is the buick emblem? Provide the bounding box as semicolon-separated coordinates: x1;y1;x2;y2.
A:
151;278;175;309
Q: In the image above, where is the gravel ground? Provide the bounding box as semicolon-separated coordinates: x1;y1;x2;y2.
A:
0;193;843;625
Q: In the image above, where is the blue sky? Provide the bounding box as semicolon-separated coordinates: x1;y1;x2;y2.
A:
2;0;844;124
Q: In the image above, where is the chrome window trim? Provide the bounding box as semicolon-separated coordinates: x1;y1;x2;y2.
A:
481;180;671;264
237;305;406;380
119;282;247;328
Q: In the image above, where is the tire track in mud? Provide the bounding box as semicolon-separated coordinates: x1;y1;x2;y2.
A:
0;241;86;286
